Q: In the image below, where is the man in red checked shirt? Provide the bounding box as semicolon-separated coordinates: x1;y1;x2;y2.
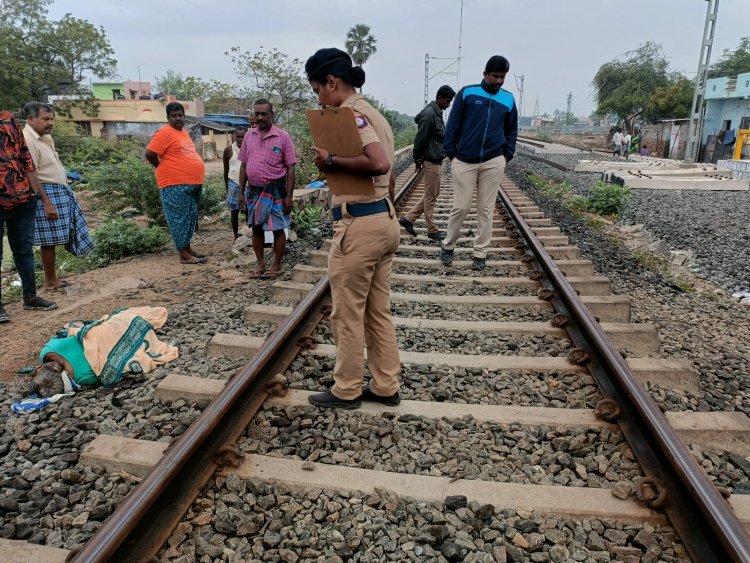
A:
238;99;297;279
0;109;58;322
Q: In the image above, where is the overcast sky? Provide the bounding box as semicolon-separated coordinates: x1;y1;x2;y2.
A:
49;0;750;117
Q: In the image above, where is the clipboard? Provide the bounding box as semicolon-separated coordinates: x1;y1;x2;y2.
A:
305;107;376;197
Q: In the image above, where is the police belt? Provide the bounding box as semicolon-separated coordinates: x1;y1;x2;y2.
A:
331;199;389;221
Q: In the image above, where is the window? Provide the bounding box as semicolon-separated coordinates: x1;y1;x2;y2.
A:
722;119;732;131
75;122;92;136
741;117;750;130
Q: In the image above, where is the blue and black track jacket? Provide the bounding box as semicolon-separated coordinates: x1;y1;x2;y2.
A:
443;81;518;163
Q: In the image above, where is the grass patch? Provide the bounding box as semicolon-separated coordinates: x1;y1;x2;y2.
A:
584;217;605;231
292;205;324;238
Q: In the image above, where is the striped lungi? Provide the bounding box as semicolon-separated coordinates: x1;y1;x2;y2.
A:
226;179;241;211
34;183;94;256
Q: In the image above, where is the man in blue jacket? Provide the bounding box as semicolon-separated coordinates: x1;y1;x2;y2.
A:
440;55;518;270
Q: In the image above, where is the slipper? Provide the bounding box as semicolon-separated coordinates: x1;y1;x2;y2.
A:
261;270;283;279
44;280;70;290
248;270;266;279
191;252;207;259
180;256;207;265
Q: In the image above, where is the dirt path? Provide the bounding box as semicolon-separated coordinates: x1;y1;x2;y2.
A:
0;219;250;382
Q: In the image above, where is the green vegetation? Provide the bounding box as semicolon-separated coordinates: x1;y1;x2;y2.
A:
292;205;324;238
526;173;569;200
632;249;695;293
1;0;116;112
709;36;750;78
91;218;169;263
394;127;417;150
592;42;691;131
345;24;378;68
586;182;631;216
562;195;590;214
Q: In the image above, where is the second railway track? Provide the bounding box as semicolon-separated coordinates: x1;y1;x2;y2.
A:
12;162;750;562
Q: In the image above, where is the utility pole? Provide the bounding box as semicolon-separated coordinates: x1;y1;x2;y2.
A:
566;92;573;124
424;54;430;106
457;0;464;89
686;0;719;162
515;74;525;120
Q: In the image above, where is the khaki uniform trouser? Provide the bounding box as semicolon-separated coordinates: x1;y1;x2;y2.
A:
442;156;506;259
403;161;442;233
329;203;402;400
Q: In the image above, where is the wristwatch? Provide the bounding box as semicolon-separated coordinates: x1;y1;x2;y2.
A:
324;153;335;171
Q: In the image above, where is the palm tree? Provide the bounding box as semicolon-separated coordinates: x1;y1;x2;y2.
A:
345;24;377;91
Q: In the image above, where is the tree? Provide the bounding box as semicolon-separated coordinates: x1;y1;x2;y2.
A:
709;36;750;78
345;24;378;67
345;24;377;91
0;0;116;111
649;76;694;120
592;42;673;131
225;47;313;120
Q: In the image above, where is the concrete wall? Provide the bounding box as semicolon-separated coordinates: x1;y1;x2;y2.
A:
702;98;750;143
641;121;688;159
718;159;750;180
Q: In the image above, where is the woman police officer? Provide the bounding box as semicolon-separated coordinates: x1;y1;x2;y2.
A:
305;48;402;410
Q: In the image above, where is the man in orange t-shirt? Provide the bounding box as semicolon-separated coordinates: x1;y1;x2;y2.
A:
145;102;206;264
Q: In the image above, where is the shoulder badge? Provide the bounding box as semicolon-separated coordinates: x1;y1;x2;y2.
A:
355;115;368;129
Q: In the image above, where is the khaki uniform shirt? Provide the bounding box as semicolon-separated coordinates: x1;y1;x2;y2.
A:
23;127;67;185
333;94;395;205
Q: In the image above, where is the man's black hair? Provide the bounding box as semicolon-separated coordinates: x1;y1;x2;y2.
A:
165;102;184;116
254;99;274;112
23;101;54;119
234;125;248;132
436;85;456;100
485;55;510;73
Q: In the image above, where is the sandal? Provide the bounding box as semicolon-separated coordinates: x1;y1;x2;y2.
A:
261;270;283;279
248;269;265;279
44;280;70;290
180;256;207;265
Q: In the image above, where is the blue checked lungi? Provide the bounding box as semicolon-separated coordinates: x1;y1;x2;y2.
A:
160;184;202;251
34;183;94;256
226;179;241;211
245;178;290;232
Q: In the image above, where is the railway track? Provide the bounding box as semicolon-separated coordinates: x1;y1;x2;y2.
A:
8;161;750;562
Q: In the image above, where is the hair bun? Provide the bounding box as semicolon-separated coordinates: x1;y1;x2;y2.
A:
350;66;366;88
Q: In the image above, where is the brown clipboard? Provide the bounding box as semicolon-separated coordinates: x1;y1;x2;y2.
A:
305;107;376;196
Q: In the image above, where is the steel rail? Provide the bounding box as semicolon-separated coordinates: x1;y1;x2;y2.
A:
497;186;750;562
71;166;422;562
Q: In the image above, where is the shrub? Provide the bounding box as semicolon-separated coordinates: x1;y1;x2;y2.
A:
89;156;164;224
562;195;590;214
394;126;417;150
587;182;630;216
53;126;143;173
285;114;320;187
200;176;226;217
292;205;324;238
91;218;169;264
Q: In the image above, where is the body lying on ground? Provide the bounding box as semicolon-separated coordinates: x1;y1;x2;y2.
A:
31;305;179;398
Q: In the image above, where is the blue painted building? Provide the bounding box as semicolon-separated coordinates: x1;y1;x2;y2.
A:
702;73;750;161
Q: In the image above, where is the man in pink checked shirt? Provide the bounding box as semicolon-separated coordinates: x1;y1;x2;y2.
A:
238;99;297;278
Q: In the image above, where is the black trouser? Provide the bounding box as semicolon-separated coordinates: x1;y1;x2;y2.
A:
0;199;38;300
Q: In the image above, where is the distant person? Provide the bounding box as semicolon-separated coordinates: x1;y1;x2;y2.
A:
630;130;641;156
0;108;57;322
440;55;518;271
399;85;456;241
640;144;650;157
145;102;207;264
223;125;248;240
23;102;94;290
623;131;632;160
612;128;624;157
238;99;297;278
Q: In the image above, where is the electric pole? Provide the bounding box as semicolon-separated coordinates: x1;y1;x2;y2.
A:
515;75;525;120
567;92;573;124
686;0;719;162
424;54;430;106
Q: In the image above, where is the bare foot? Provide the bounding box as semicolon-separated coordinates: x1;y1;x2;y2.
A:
249;262;266;279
